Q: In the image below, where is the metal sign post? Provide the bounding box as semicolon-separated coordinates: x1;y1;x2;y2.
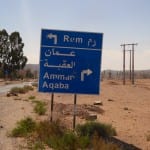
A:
73;94;77;129
50;93;54;122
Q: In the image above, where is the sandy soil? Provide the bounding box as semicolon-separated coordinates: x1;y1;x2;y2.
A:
0;79;150;150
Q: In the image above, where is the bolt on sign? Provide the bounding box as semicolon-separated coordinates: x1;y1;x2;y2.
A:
39;29;103;94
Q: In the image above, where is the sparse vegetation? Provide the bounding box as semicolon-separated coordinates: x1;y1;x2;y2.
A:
26;140;45;150
11;119;120;149
28;95;36;100
33;100;47;115
76;121;117;138
9;85;33;94
35;120;89;150
24;85;34;91
10;87;26;94
11;117;36;137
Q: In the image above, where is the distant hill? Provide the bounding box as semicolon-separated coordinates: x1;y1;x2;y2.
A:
24;64;150;79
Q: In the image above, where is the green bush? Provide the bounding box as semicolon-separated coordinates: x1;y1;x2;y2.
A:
28;96;36;100
59;132;78;150
10;87;26;94
45;129;89;150
27;140;45;150
77;135;90;149
32;141;45;150
35;120;81;150
23;85;34;91
11;117;36;137
46;132;78;150
35;120;89;150
36;120;65;141
76;121;117;138
33;101;47;115
10;85;33;94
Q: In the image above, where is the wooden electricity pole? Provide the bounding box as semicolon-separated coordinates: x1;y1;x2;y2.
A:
121;43;137;85
121;44;126;85
131;43;138;84
129;50;132;80
126;50;132;80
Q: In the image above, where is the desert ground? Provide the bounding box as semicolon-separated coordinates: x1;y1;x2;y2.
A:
0;79;150;150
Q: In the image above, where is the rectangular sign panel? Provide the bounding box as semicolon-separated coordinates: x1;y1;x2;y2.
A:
39;29;103;94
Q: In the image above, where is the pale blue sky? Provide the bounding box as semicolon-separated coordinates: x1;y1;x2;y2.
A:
0;0;150;70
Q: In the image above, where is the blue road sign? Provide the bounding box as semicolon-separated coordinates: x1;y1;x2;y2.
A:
39;29;103;94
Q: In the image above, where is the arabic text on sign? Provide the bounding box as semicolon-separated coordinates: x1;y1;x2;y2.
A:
44;60;75;69
45;48;76;57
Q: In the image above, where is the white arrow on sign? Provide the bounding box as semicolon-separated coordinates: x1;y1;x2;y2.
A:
81;69;93;82
47;33;57;44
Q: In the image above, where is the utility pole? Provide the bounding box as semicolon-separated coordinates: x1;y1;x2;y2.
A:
129;50;132;80
121;43;137;85
126;50;132;80
131;43;138;84
120;44;126;85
